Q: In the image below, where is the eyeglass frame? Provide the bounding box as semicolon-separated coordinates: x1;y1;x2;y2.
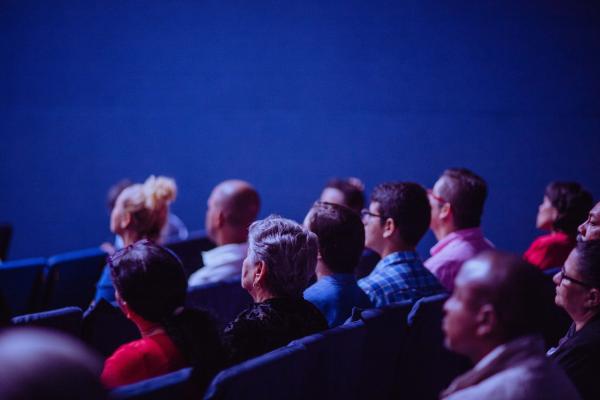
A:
427;188;448;205
360;208;385;221
559;266;595;289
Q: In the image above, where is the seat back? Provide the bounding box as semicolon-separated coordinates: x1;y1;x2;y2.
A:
400;293;470;400
45;247;108;310
290;321;367;400
358;300;413;399
204;344;308;400
82;299;139;358
110;368;195;400
0;257;46;315
165;231;215;278
186;279;253;329
12;306;83;337
0;223;12;261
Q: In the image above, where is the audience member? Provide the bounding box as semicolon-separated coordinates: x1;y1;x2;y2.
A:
102;178;188;254
319;177;381;279
358;183;445;307
548;241;600;399
425;168;494;291
0;328;106;400
441;251;580;400
94;175;177;303
223;216;327;365
188;180;260;286
524;182;593;269
102;240;224;390
578;201;600;242
303;202;372;327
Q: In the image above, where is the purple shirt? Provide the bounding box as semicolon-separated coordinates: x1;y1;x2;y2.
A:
424;227;494;291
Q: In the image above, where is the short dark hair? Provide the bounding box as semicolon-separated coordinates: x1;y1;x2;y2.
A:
324;178;365;213
438;168;487;229
306;202;365;274
545;182;593;237
574;240;600;289
371;182;430;247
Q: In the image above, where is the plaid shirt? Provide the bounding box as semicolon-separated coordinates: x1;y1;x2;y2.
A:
358;251;446;307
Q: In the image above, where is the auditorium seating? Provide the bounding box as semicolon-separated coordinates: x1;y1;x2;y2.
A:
44;247;108;310
0;257;45;315
11;306;83;337
165;231;215;278
110;368;194;400
186;278;252;328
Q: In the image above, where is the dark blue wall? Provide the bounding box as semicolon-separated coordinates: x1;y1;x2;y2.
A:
1;0;599;259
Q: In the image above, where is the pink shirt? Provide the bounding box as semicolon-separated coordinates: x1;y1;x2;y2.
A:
424;227;494;291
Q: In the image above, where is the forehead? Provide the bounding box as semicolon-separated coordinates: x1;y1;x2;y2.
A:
368;201;380;212
432;176;447;194
564;249;581;273
590;203;600;219
320;187;346;205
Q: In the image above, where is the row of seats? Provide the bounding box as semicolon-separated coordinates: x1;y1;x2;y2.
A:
0;231;215;315
110;294;470;400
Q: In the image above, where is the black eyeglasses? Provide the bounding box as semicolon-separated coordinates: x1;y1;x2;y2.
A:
559;266;594;288
360;209;384;220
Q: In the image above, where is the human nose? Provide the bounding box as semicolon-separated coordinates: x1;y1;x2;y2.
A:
578;220;587;237
553;271;562;286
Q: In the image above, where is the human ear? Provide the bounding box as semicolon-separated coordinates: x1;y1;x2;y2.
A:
382;217;396;239
586;288;600;308
253;260;267;287
121;212;132;230
475;304;497;337
439;203;452;220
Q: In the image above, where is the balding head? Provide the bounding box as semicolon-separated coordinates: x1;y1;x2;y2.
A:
443;251;549;363
206;180;260;245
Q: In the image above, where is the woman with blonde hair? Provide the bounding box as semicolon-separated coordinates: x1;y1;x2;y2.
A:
94;175;178;303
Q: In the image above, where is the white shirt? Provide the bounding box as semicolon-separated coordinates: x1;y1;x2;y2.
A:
188;242;248;286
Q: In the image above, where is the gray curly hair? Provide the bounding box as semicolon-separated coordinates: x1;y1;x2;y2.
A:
247;215;319;298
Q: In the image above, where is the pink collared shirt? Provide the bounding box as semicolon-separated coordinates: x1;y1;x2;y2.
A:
424;227;494;291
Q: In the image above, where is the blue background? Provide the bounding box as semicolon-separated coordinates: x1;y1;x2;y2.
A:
1;0;599;260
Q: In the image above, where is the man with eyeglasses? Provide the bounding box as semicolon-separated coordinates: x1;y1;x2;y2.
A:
357;182;445;307
425;168;494;292
548;240;600;400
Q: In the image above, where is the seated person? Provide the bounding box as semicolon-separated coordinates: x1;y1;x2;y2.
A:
188;180;260;285
425;168;494;291
223;216;328;365
524;181;592;269
358;182;445;307
303;202;372;327
578;201;600;242
548;241;600;399
320;177;380;279
441;251;580;400
101;240;224;389
0;328;105;400
94;175;177;303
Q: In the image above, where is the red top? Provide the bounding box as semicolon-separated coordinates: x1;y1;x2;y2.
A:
523;232;575;270
101;332;186;388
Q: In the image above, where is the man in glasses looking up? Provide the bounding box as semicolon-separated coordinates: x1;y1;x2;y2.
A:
578;201;600;242
548;240;600;400
425;168;494;291
358;182;445;307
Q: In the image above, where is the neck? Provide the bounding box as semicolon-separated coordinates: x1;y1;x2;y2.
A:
121;231;141;246
574;310;600;331
379;242;415;259
132;317;165;338
469;340;503;365
251;288;276;303
315;261;333;280
216;227;248;246
434;223;457;241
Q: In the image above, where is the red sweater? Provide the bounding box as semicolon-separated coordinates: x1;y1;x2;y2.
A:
101;332;186;388
524;232;575;270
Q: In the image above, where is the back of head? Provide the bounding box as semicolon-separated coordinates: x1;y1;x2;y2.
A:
322;177;365;213
118;175;177;241
248;215;319;298
371;182;431;247
218;180;260;229
109;239;187;323
306;202;365;274
545;181;594;236
0;328;105;400
438;168;487;230
468;251;550;342
574;240;600;290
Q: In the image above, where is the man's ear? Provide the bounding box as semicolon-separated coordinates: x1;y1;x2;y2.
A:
382;217;396;239
475;304;497;337
216;209;226;228
586;288;600;308
439;202;452;220
120;212;132;230
253;260;268;287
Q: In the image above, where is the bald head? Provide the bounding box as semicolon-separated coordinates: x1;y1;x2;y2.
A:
206;180;260;245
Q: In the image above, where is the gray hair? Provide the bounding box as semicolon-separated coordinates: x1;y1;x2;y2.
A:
247;215;318;298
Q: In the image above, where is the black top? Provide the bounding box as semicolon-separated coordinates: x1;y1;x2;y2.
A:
549;312;600;400
223;297;328;365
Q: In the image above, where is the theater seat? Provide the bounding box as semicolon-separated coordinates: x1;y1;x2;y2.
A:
109;367;194;400
44;247;108;310
12;306;83;337
0;257;46;315
165;231;215;278
399;293;471;400
185;279;252;329
204;344;308;400
0;223;12;261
